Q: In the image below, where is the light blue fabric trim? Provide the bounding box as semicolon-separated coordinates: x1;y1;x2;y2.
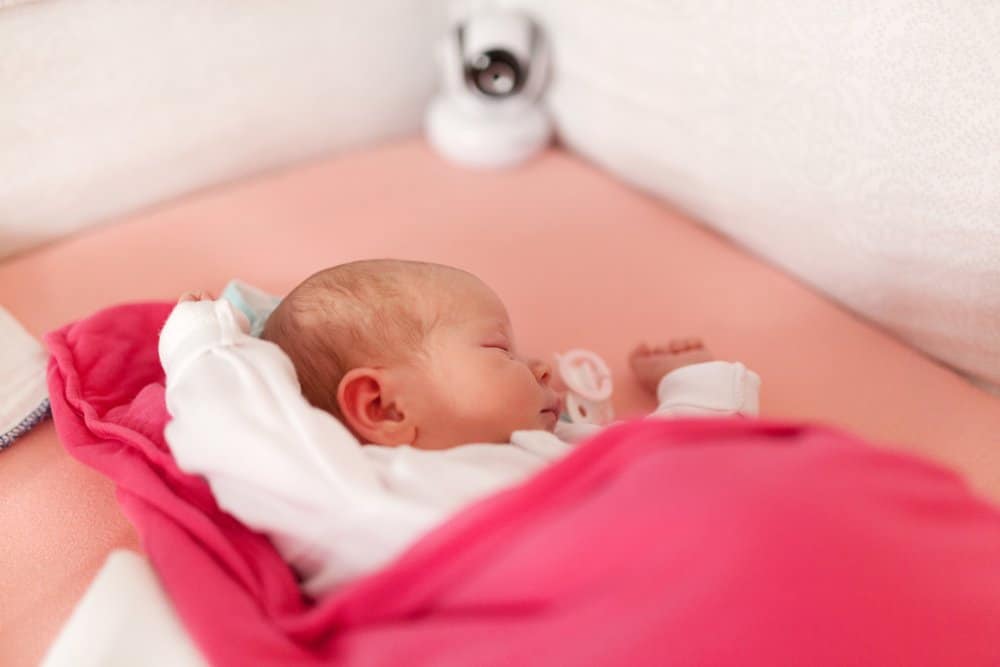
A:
220;280;282;338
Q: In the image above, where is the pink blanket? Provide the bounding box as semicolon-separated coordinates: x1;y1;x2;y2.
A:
46;303;1000;666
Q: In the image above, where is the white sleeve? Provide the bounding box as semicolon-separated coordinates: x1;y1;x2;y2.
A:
158;300;383;582
652;361;761;418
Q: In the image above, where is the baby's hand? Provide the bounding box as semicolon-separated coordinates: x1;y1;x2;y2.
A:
178;290;214;303
629;339;714;394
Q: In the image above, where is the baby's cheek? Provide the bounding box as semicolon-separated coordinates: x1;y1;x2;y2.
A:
449;370;500;414
438;356;534;421
503;366;542;408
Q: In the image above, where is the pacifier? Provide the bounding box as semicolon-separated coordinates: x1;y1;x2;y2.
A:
553;349;614;426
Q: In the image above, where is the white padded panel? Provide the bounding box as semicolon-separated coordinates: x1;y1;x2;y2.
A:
0;0;449;259
42;551;205;667
507;0;1000;391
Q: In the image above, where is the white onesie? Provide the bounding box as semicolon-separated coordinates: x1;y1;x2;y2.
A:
159;300;761;598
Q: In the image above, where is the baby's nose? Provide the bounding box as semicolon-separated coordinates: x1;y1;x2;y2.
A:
529;359;552;386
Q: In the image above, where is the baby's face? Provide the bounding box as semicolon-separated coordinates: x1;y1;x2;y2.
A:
398;274;560;449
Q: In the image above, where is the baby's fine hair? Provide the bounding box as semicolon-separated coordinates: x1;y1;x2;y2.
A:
262;259;456;419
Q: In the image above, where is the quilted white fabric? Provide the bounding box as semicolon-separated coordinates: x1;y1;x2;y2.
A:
0;0;449;259
0;307;49;450
507;0;1000;391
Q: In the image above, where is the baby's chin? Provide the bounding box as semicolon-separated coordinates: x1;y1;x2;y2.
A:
494;411;559;442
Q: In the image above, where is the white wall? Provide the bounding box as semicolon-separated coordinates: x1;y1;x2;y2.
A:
508;0;1000;392
0;0;450;258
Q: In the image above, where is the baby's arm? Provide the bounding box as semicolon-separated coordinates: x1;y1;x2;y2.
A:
159;294;382;572
630;340;760;417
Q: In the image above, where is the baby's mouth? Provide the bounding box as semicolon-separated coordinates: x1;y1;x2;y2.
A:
540;398;562;426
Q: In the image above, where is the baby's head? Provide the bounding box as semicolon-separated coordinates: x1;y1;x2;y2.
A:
262;260;559;449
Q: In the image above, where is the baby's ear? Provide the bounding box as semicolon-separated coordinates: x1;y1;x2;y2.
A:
337;368;414;446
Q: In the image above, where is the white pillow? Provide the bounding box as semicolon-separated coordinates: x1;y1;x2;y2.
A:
0;0;449;259
510;0;1000;392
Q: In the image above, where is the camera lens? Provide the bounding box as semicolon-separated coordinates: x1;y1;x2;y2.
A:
466;49;523;98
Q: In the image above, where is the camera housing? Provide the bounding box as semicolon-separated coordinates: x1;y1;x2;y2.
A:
426;10;552;168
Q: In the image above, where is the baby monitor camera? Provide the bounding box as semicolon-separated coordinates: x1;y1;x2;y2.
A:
426;9;553;168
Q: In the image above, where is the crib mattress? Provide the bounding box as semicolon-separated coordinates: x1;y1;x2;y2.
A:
2;138;999;665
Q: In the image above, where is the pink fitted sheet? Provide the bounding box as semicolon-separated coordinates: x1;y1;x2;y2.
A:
2;139;999;665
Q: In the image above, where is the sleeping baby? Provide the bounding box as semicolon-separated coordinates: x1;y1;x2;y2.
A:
159;259;760;597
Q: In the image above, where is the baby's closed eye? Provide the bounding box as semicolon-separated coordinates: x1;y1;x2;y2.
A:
482;342;515;357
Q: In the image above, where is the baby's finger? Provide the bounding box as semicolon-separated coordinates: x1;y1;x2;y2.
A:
631;342;650;357
179;290;212;303
677;338;699;351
